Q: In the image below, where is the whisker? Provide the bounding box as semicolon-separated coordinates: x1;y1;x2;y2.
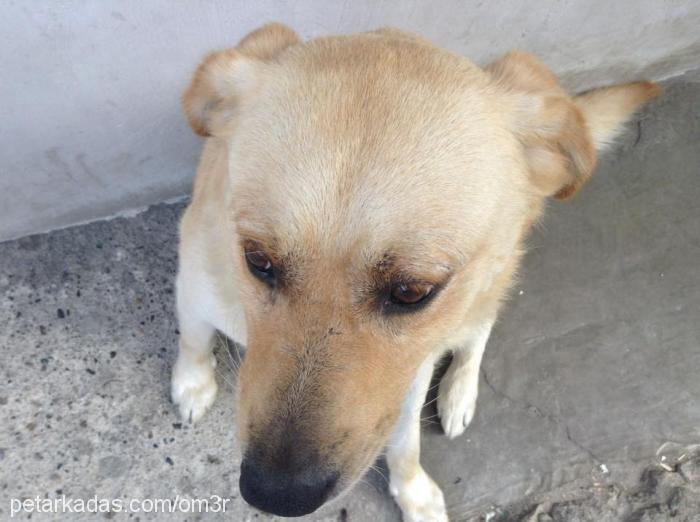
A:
215;353;236;381
223;336;241;371
215;331;243;381
425;379;443;394
421;393;441;409
357;478;382;493
214;366;236;390
368;464;390;486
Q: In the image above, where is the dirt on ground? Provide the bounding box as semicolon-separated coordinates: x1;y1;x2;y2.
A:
471;453;700;522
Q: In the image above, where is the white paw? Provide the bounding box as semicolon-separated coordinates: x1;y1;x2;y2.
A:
390;469;448;522
437;362;478;439
171;353;218;423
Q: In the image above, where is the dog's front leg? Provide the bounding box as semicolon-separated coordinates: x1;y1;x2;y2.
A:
437;319;494;439
387;356;448;522
170;274;218;423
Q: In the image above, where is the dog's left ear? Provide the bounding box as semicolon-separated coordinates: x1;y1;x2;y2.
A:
183;23;300;137
489;51;661;199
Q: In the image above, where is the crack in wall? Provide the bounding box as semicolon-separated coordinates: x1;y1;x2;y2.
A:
480;367;601;465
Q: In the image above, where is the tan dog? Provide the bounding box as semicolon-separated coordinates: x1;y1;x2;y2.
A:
171;23;659;521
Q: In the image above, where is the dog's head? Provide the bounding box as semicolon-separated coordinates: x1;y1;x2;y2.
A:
183;24;659;516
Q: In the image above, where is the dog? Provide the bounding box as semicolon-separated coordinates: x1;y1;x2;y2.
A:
170;23;659;521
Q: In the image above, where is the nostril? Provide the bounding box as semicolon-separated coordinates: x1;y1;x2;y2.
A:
239;456;338;517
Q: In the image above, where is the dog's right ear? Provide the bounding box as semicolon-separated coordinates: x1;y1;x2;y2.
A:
183;23;300;137
488;51;660;199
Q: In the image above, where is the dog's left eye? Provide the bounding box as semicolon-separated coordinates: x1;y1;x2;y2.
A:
383;282;435;313
245;250;275;284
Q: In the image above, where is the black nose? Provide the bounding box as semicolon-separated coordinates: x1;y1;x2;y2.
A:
239;455;338;517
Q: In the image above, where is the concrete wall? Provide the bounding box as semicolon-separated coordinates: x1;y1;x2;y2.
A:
2;1;699;242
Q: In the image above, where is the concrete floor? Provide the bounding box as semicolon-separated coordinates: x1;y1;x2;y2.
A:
1;71;699;521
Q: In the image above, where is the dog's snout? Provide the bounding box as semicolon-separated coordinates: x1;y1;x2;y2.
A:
239;454;338;517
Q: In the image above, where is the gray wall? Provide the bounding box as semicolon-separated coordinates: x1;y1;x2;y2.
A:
2;0;699;242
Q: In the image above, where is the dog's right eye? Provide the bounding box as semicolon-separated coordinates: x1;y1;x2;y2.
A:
245;250;275;284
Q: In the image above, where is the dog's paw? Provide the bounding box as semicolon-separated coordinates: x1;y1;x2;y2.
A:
437;362;478;439
171;353;218;423
390;468;448;522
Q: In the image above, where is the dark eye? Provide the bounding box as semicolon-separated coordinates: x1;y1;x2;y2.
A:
245;250;275;284
383;281;435;313
391;282;433;304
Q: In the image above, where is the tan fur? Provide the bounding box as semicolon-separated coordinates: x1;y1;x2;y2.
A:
172;24;660;520
182;23;299;137
575;81;662;148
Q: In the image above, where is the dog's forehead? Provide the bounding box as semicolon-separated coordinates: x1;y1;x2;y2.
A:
230;35;524;263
